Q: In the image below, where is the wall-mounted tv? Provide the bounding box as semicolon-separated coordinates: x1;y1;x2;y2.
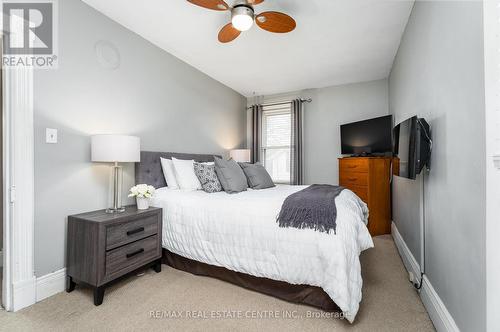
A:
393;116;432;180
340;115;393;156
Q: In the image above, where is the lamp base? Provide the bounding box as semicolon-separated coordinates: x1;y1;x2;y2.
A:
106;207;126;214
108;163;125;214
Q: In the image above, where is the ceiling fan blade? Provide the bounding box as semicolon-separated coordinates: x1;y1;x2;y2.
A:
246;0;265;5
218;23;241;43
187;0;229;11
256;11;296;33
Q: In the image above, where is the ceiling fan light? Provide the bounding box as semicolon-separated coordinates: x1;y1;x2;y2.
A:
231;6;254;31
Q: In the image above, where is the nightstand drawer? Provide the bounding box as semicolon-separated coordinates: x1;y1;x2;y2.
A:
106;215;158;250
67;206;162;305
340;172;368;186
105;235;159;277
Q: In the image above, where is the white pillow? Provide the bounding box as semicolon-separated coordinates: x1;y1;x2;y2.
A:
171;158;202;190
160;158;179;189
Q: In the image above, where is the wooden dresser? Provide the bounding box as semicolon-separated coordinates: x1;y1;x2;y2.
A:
339;157;391;236
66;206;162;305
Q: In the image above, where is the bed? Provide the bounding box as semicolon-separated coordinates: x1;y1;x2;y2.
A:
136;151;374;322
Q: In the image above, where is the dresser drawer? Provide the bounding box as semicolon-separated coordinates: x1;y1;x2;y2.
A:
106;215;158;250
348;185;368;203
105;235;159;277
339;159;369;173
340;172;368;186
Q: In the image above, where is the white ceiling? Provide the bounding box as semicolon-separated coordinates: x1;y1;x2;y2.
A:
82;0;414;97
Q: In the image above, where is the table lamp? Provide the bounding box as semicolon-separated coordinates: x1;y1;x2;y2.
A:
230;149;251;163
91;135;140;213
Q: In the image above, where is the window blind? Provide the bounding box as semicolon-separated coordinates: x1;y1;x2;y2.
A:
261;104;292;183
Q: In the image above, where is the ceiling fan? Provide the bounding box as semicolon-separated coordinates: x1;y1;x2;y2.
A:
187;0;296;43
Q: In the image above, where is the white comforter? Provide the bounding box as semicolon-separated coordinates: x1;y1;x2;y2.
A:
151;185;373;322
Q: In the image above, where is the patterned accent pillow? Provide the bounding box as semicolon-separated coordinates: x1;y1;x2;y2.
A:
194;162;223;193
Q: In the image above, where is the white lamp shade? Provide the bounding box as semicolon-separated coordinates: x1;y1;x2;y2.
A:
91;135;140;162
230;149;251;163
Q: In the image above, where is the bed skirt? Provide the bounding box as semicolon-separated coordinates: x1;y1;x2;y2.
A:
162;249;340;312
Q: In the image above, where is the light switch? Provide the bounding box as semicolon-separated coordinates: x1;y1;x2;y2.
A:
46;128;57;144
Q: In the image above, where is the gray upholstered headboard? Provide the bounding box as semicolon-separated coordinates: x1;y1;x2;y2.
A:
135;151;221;188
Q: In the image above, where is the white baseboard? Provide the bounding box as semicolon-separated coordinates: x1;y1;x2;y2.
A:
35;268;66;302
391;222;421;280
391;222;459;332
8;268;66;311
12;277;36;311
420;275;460;332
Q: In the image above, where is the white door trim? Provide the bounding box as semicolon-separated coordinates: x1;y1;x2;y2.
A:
2;52;36;311
484;1;500;331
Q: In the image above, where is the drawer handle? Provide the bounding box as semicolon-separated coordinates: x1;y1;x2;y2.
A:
126;248;144;259
347;165;357;168
127;227;144;236
348;177;357;181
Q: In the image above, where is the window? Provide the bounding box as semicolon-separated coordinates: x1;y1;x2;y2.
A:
261;104;292;183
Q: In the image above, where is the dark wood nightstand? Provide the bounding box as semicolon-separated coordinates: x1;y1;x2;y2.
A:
66;206;162;305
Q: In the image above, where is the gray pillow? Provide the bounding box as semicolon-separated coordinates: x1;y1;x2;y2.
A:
214;157;248;194
239;162;275;189
194;162;222;193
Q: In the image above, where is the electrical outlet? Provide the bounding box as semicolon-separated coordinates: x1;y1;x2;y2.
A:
46;128;57;144
409;272;415;283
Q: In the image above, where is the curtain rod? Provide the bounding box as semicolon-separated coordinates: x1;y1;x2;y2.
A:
246;98;312;110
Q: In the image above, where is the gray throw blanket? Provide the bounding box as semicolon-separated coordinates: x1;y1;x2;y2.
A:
277;184;345;234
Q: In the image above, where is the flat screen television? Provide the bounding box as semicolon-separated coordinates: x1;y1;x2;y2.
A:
393;116;432;180
340;115;393;155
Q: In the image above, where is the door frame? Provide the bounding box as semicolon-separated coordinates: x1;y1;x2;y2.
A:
1;33;36;311
484;1;500;331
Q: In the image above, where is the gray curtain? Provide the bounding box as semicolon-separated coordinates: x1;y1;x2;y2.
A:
291;99;304;185
251;104;263;163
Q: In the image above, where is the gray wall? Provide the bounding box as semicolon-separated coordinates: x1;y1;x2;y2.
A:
34;0;246;276
389;1;486;331
247;80;389;185
302;80;389;184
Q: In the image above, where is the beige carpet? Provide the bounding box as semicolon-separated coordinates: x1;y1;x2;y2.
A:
0;236;434;332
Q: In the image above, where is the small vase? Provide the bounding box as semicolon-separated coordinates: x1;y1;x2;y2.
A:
136;197;149;210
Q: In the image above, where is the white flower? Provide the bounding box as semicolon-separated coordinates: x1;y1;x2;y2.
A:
128;184;155;198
